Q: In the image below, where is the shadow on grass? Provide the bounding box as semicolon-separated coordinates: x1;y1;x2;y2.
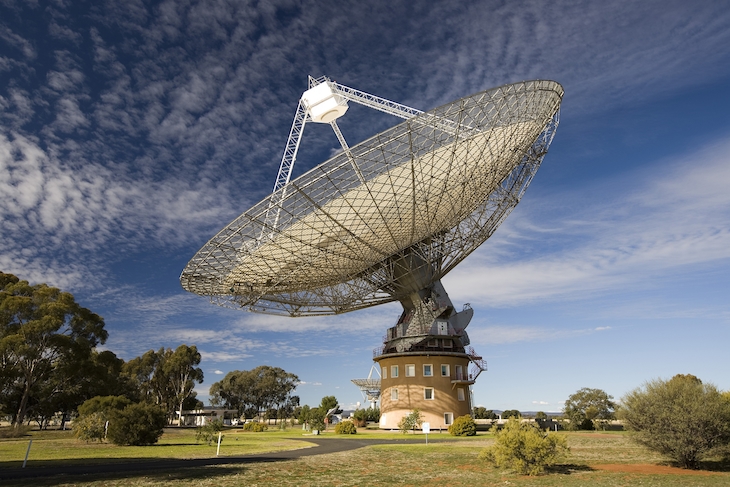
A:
5;464;263;487
696;459;730;472
546;463;595;475
0;456;290;485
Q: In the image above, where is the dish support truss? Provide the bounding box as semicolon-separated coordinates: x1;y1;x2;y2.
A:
180;79;563;316
262;76;448;237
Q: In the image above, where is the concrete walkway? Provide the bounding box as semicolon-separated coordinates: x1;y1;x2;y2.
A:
0;436;446;481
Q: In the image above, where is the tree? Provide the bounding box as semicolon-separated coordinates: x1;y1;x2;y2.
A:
210;366;299;420
620;374;730;469
320;395;338;412
121;345;204;424
308;407;326;432
298;404;312;426
162;345;204;426
398;409;424;434
563;388;616;430
0;273;107;427
480;419;569;476
501;409;521;419
473;407;498;420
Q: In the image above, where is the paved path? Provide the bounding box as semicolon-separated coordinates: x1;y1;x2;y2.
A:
0;436;447;481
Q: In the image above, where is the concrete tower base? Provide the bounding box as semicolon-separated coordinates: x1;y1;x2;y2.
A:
375;350;475;430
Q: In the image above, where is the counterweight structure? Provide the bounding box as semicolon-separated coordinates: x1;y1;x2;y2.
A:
181;76;563;429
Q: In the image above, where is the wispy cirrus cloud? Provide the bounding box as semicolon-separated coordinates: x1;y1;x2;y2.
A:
447;135;730;308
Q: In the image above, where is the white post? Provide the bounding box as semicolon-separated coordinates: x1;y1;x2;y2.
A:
216;431;222;456
22;439;32;468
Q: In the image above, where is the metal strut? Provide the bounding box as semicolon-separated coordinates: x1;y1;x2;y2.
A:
260;76;471;238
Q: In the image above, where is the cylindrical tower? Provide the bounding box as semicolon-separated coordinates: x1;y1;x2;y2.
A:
372;280;486;430
375;349;476;430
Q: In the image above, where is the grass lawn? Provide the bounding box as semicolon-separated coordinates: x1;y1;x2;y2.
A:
0;427;314;467
2;428;729;486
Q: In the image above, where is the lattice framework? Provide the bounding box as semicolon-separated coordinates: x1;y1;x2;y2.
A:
181;80;563;316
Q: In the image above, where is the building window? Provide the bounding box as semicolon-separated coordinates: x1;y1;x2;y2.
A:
382;367;387;379
455;364;464;380
444;413;453;425
428;339;438;347
441;364;450;377
391;365;399;378
423;364;433;377
391;388;399;401
424;388;434;400
443;339;452;348
405;364;415;377
457;388;465;401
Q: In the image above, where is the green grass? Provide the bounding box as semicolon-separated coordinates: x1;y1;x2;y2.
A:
2;429;729;486
0;427;314;467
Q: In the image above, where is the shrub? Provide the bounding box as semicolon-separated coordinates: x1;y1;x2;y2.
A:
479;419;569;476
449;414;476;436
335;420;357;434
364;407;380;422
106;403;167;446
74;412;107;442
621;374;730;469
352;407;380;427
352;409;367;427
196;418;224;445
398;409;424;434
75;395;131;443
243;421;268;432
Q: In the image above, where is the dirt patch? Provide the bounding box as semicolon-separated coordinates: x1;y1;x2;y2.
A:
592;464;718;476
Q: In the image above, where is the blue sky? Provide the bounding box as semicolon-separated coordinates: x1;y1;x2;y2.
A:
2;0;729;412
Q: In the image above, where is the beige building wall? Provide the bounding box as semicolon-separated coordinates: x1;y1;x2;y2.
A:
375;353;473;430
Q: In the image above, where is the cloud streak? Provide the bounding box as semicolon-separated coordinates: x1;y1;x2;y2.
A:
446;136;730;308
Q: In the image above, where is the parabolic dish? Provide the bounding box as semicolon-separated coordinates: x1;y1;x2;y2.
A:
181;80;563;316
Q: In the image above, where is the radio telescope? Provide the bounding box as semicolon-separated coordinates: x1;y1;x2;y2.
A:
181;76;563;429
352;365;382;410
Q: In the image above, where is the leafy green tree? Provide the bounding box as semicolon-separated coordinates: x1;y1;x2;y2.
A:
0;273;107;427
121;345;203;424
501;409;521;419
449;414;477;436
480;419;569;475
620;374;730;469
163;345;204;426
563;388;616;430
210;366;299;420
473;407;498;420
398;409;424;434
535;411;548;420
298;404;312;425
320;395;338;412
308;407;326;432
106;403;167;446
